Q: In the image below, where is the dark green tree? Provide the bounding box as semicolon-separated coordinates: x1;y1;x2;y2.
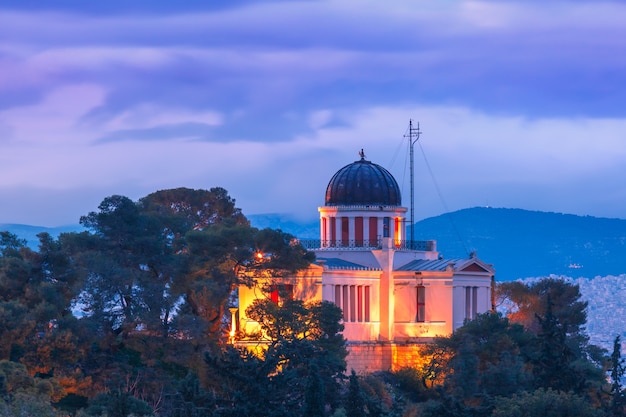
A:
534;295;573;391
346;370;365;417
435;312;533;399
161;372;215;417
0;360;60;416
532;294;602;395
610;335;626;417
204;299;346;416
498;278;605;397
0;233;36;360
303;362;325;417
497;278;588;336
0;231;81;364
245;298;347;399
204;345;285;417
82;388;154;417
492;388;606;417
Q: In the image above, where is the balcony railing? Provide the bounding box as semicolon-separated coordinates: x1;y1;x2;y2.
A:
299;239;382;250
298;239;436;251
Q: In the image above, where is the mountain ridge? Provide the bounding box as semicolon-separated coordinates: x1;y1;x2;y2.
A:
3;207;626;280
252;207;626;280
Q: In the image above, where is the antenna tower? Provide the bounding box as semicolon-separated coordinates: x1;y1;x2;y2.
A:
404;120;422;246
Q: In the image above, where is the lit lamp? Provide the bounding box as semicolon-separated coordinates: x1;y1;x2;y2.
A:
229;307;238;344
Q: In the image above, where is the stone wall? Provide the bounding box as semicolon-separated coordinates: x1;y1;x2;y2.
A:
345;341;430;373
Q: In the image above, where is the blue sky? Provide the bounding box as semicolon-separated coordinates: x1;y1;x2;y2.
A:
1;0;625;226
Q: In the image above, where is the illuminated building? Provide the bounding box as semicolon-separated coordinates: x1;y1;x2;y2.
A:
237;152;495;372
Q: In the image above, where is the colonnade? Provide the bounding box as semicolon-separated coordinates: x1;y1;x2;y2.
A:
319;210;406;248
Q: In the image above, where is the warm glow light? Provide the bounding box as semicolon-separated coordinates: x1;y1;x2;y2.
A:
394;217;402;247
229;307;238;344
256;252;264;260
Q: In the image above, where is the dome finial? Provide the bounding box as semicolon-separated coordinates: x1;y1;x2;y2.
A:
359;148;366;160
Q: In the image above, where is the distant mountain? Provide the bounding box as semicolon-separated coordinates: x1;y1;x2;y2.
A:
0;223;85;248
413;207;626;280
247;213;319;239
3;208;626;280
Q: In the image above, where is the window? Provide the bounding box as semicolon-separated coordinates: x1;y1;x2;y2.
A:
364;286;370;322
416;285;426;322
383;217;390;238
269;284;293;304
369;217;378;245
355;217;364;247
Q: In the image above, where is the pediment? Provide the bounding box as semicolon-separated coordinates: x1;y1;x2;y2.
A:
456;258;495;274
460;263;490;273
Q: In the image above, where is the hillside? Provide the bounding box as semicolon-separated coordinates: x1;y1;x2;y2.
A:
415;207;626;280
3;207;626;280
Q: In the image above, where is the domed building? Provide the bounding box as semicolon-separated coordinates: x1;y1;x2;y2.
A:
237;151;495;372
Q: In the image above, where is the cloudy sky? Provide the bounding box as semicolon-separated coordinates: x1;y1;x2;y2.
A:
1;0;625;227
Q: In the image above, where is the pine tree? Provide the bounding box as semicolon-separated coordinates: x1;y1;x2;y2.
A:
610;335;626;417
534;294;576;392
346;370;364;417
304;363;325;417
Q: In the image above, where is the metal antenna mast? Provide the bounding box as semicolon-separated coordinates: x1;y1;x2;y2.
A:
404;120;422;246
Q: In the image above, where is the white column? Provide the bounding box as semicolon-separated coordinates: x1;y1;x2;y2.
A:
342;285;350;321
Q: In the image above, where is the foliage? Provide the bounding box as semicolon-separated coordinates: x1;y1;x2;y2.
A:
0;231;80;362
79;388;154;417
303;363;325;417
434;312;533;401
203;298;347;416
1;192;619;417
491;388;606;417
609;335;626;417
0;187;322;416
393;367;429;401
0;391;63;417
419;282;610;416
497;277;588;335
0;360;62;416
346;370;365;417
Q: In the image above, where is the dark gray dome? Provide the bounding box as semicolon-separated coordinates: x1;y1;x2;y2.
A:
325;156;401;206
